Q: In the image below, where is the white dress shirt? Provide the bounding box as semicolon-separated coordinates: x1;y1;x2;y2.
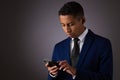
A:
71;28;88;53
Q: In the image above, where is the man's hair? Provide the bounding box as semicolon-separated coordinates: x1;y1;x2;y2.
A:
58;1;84;18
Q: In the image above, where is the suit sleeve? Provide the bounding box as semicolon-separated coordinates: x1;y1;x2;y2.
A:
75;39;113;80
47;44;59;80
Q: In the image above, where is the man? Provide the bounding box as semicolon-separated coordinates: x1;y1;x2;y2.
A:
45;1;113;80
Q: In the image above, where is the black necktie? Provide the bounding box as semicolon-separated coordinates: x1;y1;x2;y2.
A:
71;38;80;67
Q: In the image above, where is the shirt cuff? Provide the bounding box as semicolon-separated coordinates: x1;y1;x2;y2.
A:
72;75;76;79
49;73;57;78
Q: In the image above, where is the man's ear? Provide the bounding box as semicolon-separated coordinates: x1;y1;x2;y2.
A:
82;16;86;24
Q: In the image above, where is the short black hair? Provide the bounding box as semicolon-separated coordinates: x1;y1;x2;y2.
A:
58;1;84;18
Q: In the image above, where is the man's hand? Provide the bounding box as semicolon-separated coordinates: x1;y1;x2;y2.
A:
59;60;76;76
45;63;59;76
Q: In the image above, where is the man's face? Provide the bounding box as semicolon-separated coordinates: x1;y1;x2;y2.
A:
59;15;85;38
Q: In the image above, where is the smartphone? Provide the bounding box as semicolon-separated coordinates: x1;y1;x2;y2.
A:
43;59;60;67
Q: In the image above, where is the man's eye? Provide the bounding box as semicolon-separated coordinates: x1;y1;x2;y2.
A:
61;24;65;27
68;23;74;26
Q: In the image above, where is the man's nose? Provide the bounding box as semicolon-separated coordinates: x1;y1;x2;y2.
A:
66;26;71;32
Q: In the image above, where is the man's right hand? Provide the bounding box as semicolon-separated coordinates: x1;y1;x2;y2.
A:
45;63;59;76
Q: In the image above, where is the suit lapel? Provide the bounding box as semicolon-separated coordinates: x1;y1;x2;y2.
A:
76;30;95;68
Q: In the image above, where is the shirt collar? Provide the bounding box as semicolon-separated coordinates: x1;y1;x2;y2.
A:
72;28;88;42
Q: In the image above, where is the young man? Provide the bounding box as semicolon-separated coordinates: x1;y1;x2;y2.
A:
45;1;113;80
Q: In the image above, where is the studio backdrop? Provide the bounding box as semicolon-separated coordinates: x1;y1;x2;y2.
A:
2;0;120;80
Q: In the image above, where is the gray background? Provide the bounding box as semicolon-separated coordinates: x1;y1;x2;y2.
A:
2;0;120;80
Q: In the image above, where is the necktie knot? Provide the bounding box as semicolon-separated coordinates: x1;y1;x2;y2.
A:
74;38;79;42
73;38;79;46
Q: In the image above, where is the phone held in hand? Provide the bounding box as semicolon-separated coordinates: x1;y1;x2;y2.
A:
43;59;60;67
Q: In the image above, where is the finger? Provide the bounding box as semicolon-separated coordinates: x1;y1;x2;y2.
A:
50;70;58;75
59;60;67;65
59;62;68;70
48;66;57;71
49;67;59;74
45;62;49;67
59;64;66;70
63;66;69;71
49;66;59;75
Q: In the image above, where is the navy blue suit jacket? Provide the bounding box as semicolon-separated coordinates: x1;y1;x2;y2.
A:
48;30;113;80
